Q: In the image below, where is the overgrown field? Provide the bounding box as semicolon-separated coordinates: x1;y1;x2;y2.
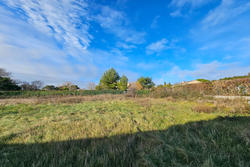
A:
0;90;124;98
0;97;249;166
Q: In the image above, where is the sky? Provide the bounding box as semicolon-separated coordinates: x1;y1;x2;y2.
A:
0;0;250;87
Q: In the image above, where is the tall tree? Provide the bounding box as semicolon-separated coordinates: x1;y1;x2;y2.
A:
137;77;155;89
117;75;128;91
100;68;120;89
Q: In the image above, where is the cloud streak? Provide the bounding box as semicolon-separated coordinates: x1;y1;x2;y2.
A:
202;0;250;28
95;6;145;44
4;0;92;51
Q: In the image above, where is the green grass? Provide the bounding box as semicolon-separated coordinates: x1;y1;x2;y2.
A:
0;98;249;166
0;90;124;98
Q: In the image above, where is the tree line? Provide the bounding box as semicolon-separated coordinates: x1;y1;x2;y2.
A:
0;68;155;91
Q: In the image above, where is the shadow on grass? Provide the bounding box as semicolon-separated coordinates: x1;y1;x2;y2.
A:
0;116;250;167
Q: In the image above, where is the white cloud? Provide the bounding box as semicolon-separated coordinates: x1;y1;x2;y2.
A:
164;61;250;82
95;6;145;44
170;0;212;8
0;4;132;87
150;15;160;29
202;0;250;28
3;0;91;51
146;38;168;54
146;38;181;55
190;0;250;62
169;0;213;17
116;42;136;49
170;10;183;17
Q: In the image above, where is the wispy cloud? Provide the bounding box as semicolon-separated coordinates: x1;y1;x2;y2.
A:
191;0;250;62
202;0;250;28
94;6;145;44
170;0;213;9
0;2;133;87
3;0;91;51
164;61;250;82
146;38;180;55
146;38;168;54
116;42;136;49
169;0;213;17
150;15;160;29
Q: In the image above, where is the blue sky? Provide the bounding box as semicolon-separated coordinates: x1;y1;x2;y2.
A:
0;0;250;87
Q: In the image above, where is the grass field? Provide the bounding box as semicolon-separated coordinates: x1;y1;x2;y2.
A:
0;96;249;166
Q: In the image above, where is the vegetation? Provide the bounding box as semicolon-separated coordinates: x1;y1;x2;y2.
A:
0;77;20;91
97;68;128;91
0;90;124;98
58;82;80;91
0;98;249;166
42;85;58;91
197;79;210;83
219;74;249;80
99;68;120;90
20;80;44;90
0;68;20;91
117;75;128;91
137;77;155;89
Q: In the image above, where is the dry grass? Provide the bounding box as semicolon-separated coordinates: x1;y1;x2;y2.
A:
192;104;216;113
0;94;126;105
0;97;249;166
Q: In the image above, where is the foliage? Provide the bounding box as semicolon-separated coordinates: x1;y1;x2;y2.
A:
100;68;120;90
219;75;249;80
197;79;210;83
137;77;155;89
0;90;124;98
58;82;80;91
0;77;20;91
42;85;58;91
164;82;172;88
117;75;128;91
0;99;249;166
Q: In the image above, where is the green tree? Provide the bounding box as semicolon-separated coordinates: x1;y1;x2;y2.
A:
100;68;120;89
117;75;128;91
137;77;155;89
0;77;20;91
42;85;57;91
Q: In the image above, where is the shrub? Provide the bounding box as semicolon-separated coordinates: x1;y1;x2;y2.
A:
117;75;128;91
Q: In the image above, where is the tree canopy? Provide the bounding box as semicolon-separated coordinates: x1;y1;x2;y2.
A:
137;77;155;89
117;75;128;91
0;77;20;91
100;68;120;90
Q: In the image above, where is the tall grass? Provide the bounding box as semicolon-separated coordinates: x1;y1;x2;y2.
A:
0;90;124;98
0;98;249;166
